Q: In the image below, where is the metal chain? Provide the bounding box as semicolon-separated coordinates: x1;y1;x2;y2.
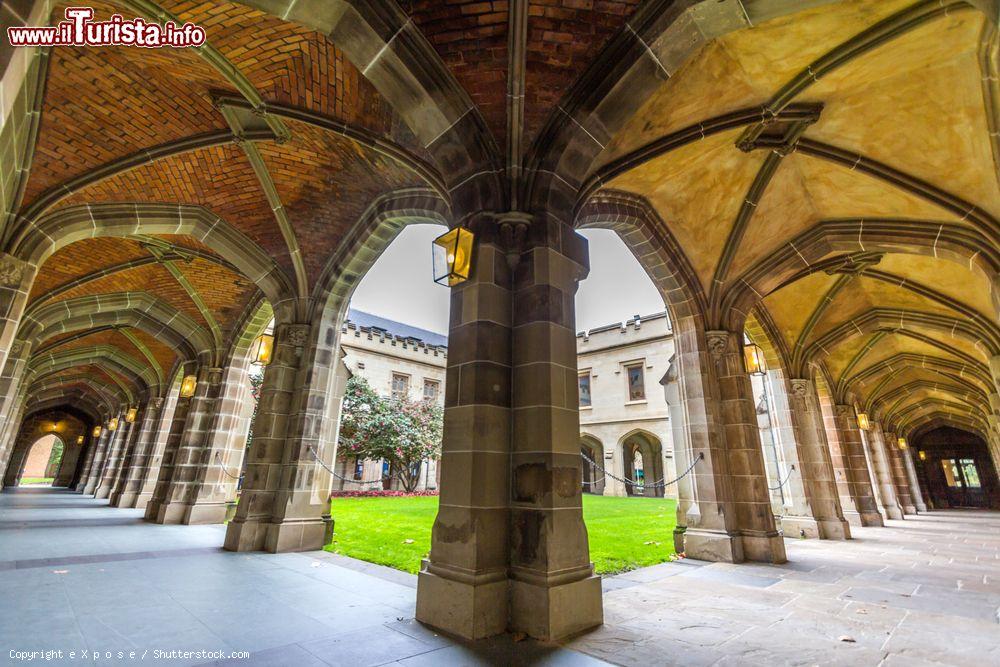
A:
214;451;243;481
580;451;703;490
768;464;796;491
306;444;400;486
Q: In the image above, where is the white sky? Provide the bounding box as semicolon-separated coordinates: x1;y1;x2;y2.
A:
348;225;665;335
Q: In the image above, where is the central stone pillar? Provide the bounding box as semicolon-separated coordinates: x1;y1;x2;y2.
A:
786;379;851;539
867;422;903;520
506;215;602;640
416;214;602;641
706;331;786;563
833;406;883;526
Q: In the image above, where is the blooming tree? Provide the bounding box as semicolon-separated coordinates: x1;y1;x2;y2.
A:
338;376;443;492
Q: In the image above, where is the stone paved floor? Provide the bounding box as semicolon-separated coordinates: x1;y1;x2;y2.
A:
3;488;998;666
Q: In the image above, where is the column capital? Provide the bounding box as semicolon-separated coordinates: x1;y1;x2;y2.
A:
834;404;855;419
0;253;27;288
705;330;735;361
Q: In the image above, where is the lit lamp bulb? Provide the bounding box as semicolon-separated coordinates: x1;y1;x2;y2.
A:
918;450;927;461
250;333;275;366
76;435;84;445
897;437;907;450
92;426;102;438
107;417;119;431
125;407;138;423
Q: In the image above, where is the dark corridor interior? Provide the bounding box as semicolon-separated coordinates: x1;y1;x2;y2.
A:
913;427;1000;510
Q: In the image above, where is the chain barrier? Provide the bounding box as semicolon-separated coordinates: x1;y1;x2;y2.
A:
306;444;400;486
214;451;243;481
580;451;703;490
768;464;796;491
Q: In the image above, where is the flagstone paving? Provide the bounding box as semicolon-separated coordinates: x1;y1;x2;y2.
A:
3;487;998;666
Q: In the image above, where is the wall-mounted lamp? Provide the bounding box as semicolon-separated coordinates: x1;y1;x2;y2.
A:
897;437;907;450
125;407;138;423
107;417;119;432
92;426;102;438
742;342;766;376
432;227;474;286
250;333;275;366
918;450;927;461
76;435;84;445
179;374;198;398
856;412;870;431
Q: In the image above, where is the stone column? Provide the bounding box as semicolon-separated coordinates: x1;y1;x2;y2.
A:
82;428;113;496
902;447;928;511
73;435;99;492
224;321;339;552
706;330;786;563
144;388;195;521
133;393;179;509
0;254;33;408
506;215;602;640
95;418;132;499
833;405;883;526
867;422;903;520
884;431;916;514
148;366;225;524
661;357;695;553
760;371;817;538
786;379;850;539
412;226;513;639
111;399;163;507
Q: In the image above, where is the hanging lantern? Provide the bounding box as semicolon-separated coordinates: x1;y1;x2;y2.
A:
76;435;84;445
250;333;275;366
179;374;198;398
856;412;870;431
92;425;102;438
107;417;119;431
897;437;907;450
125;407;138;423
742;342;766;376
918;450;927;461
432;227;475;286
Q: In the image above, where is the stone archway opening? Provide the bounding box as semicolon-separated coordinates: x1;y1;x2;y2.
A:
580;437;605;495
913;427;1000;510
18;434;63;486
621;432;665;499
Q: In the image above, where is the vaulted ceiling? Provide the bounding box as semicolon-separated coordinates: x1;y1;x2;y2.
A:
3;0;997;441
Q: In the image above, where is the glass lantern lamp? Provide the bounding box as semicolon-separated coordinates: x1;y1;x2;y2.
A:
743;342;766;376
432;227;474;286
125;407;138;423
179;374;198;398
897;437;907;450
250;333;275;366
92;425;102;438
856;412;870;431
107;417;119;432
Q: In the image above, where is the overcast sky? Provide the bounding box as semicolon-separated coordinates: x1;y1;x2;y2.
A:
348;225;665;335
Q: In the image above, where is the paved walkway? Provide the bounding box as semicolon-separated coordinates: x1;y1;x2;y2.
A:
2;488;998;666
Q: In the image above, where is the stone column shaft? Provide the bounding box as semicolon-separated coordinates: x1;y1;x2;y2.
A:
902;448;928;512
82;429;113;496
111;400;162;507
884;432;916;514
786;379;850;539
707;330;785;563
144;392;195;521
833;405;883;526
867;423;903;520
95;419;131;499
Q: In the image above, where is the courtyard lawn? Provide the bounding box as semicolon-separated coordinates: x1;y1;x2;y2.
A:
325;494;677;576
19;477;53;485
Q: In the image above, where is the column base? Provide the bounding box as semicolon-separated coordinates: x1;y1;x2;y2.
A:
224;516;333;553
509;571;603;641
147;501;186;524
883;505;904;520
132;492;152;510
859;510;885;527
181;502;228;525
672;526;686;554
778;515;820;539
416;565;508;640
901;503;917;515
94;484;113;499
224;517;267;552
110;491;136;508
914;500;928;512
816;517;852;540
842;509;864;527
682;528;742;562
740;530;787;564
82;482;98;496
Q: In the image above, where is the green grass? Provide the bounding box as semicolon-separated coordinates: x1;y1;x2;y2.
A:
324;494;677;576
19;477;54;485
